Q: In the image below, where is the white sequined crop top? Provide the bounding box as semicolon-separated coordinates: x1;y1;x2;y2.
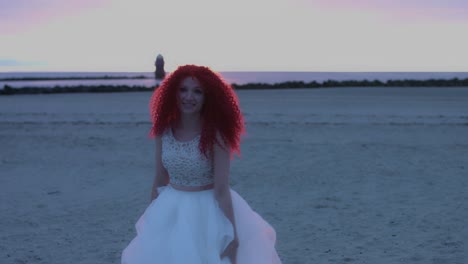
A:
161;128;214;186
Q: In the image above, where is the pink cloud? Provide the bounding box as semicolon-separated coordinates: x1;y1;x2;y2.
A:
305;0;468;21
311;0;468;9
0;0;110;33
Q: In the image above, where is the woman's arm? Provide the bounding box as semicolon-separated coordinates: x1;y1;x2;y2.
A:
151;135;169;201
213;136;238;262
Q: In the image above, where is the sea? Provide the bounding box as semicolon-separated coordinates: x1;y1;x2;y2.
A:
1;72;468;89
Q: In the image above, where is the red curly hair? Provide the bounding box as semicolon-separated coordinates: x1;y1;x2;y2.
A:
149;64;245;157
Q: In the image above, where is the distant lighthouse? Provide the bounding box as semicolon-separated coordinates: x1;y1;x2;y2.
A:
154;54;165;80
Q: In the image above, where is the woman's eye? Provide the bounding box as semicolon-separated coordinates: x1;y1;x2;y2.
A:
195;90;203;94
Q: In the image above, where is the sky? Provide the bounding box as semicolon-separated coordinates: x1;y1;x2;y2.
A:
1;0;468;72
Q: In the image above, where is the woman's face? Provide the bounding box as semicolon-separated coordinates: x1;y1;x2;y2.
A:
177;77;205;115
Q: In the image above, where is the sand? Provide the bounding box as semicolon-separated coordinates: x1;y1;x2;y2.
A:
1;87;467;264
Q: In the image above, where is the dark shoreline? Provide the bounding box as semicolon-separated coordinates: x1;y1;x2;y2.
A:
2;78;468;95
0;75;148;81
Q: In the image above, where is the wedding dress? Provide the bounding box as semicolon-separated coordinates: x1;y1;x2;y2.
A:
121;129;281;264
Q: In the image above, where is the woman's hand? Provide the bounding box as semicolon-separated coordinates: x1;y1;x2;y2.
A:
220;237;239;264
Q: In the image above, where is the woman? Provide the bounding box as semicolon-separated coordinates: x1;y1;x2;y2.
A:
121;65;281;264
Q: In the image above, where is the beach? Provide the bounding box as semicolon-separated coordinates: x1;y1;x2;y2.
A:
1;87;467;264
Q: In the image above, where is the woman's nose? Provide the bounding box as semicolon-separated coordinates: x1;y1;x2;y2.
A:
184;91;194;100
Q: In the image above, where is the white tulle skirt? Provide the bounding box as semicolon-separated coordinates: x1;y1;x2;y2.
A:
121;186;281;264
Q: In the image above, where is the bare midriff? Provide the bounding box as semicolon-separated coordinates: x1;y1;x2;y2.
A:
170;183;214;192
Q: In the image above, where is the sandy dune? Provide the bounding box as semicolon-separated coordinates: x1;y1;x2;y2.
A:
1;87;467;264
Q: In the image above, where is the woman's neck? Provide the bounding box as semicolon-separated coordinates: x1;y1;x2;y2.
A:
177;113;202;132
